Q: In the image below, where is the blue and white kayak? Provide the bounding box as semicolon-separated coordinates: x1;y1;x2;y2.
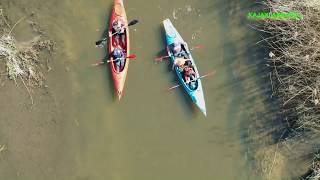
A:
163;19;207;116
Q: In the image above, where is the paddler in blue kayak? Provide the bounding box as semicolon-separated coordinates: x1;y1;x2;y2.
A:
111;45;125;73
110;16;126;46
171;41;190;59
183;60;196;84
170;41;196;84
172;57;186;71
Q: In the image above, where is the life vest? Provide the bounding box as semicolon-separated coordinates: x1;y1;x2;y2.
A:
184;66;194;76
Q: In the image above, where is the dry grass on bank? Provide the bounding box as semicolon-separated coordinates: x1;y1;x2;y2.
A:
304;154;320;180
254;1;320;132
250;1;320;178
0;9;55;104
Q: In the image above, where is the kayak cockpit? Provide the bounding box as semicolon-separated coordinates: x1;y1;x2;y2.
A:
167;44;199;91
175;66;199;91
110;28;128;73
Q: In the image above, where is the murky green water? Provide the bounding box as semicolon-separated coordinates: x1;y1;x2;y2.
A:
2;0;266;179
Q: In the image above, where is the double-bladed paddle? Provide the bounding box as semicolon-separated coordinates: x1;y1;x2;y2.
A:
91;54;137;66
167;70;216;91
95;19;139;46
155;44;205;62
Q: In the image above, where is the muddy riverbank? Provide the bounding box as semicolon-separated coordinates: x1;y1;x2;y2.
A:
0;2;77;179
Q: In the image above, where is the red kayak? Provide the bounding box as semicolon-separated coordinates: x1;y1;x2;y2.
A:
108;0;130;100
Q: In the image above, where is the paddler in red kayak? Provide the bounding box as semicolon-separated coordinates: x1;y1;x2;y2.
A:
110;45;126;73
110;16;126;46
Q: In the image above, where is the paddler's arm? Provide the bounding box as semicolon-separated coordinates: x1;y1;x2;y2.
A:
166;46;173;56
171;60;177;70
166;46;176;70
121;24;126;33
183;42;190;54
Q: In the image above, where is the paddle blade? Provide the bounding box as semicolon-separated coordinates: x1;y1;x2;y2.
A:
95;39;106;46
95;40;102;46
167;84;180;91
154;57;163;61
201;70;216;78
128;19;139;26
127;54;137;59
154;55;169;62
194;44;204;49
95;37;107;46
91;61;105;66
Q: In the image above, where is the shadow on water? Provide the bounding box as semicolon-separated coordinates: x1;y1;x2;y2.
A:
175;83;199;118
101;5;113;39
205;0;299;177
98;8;119;102
104;63;117;101
209;0;320;178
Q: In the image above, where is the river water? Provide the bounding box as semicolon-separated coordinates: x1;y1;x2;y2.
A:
1;0;267;179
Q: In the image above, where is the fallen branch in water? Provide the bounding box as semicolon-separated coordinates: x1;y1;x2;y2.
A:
0;9;55;104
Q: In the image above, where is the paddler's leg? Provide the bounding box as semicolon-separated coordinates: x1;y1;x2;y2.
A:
186;76;191;84
120;56;125;70
189;75;196;88
115;34;120;45
190;74;197;88
121;33;125;47
184;53;189;59
187;73;194;84
116;60;120;73
183;73;189;83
